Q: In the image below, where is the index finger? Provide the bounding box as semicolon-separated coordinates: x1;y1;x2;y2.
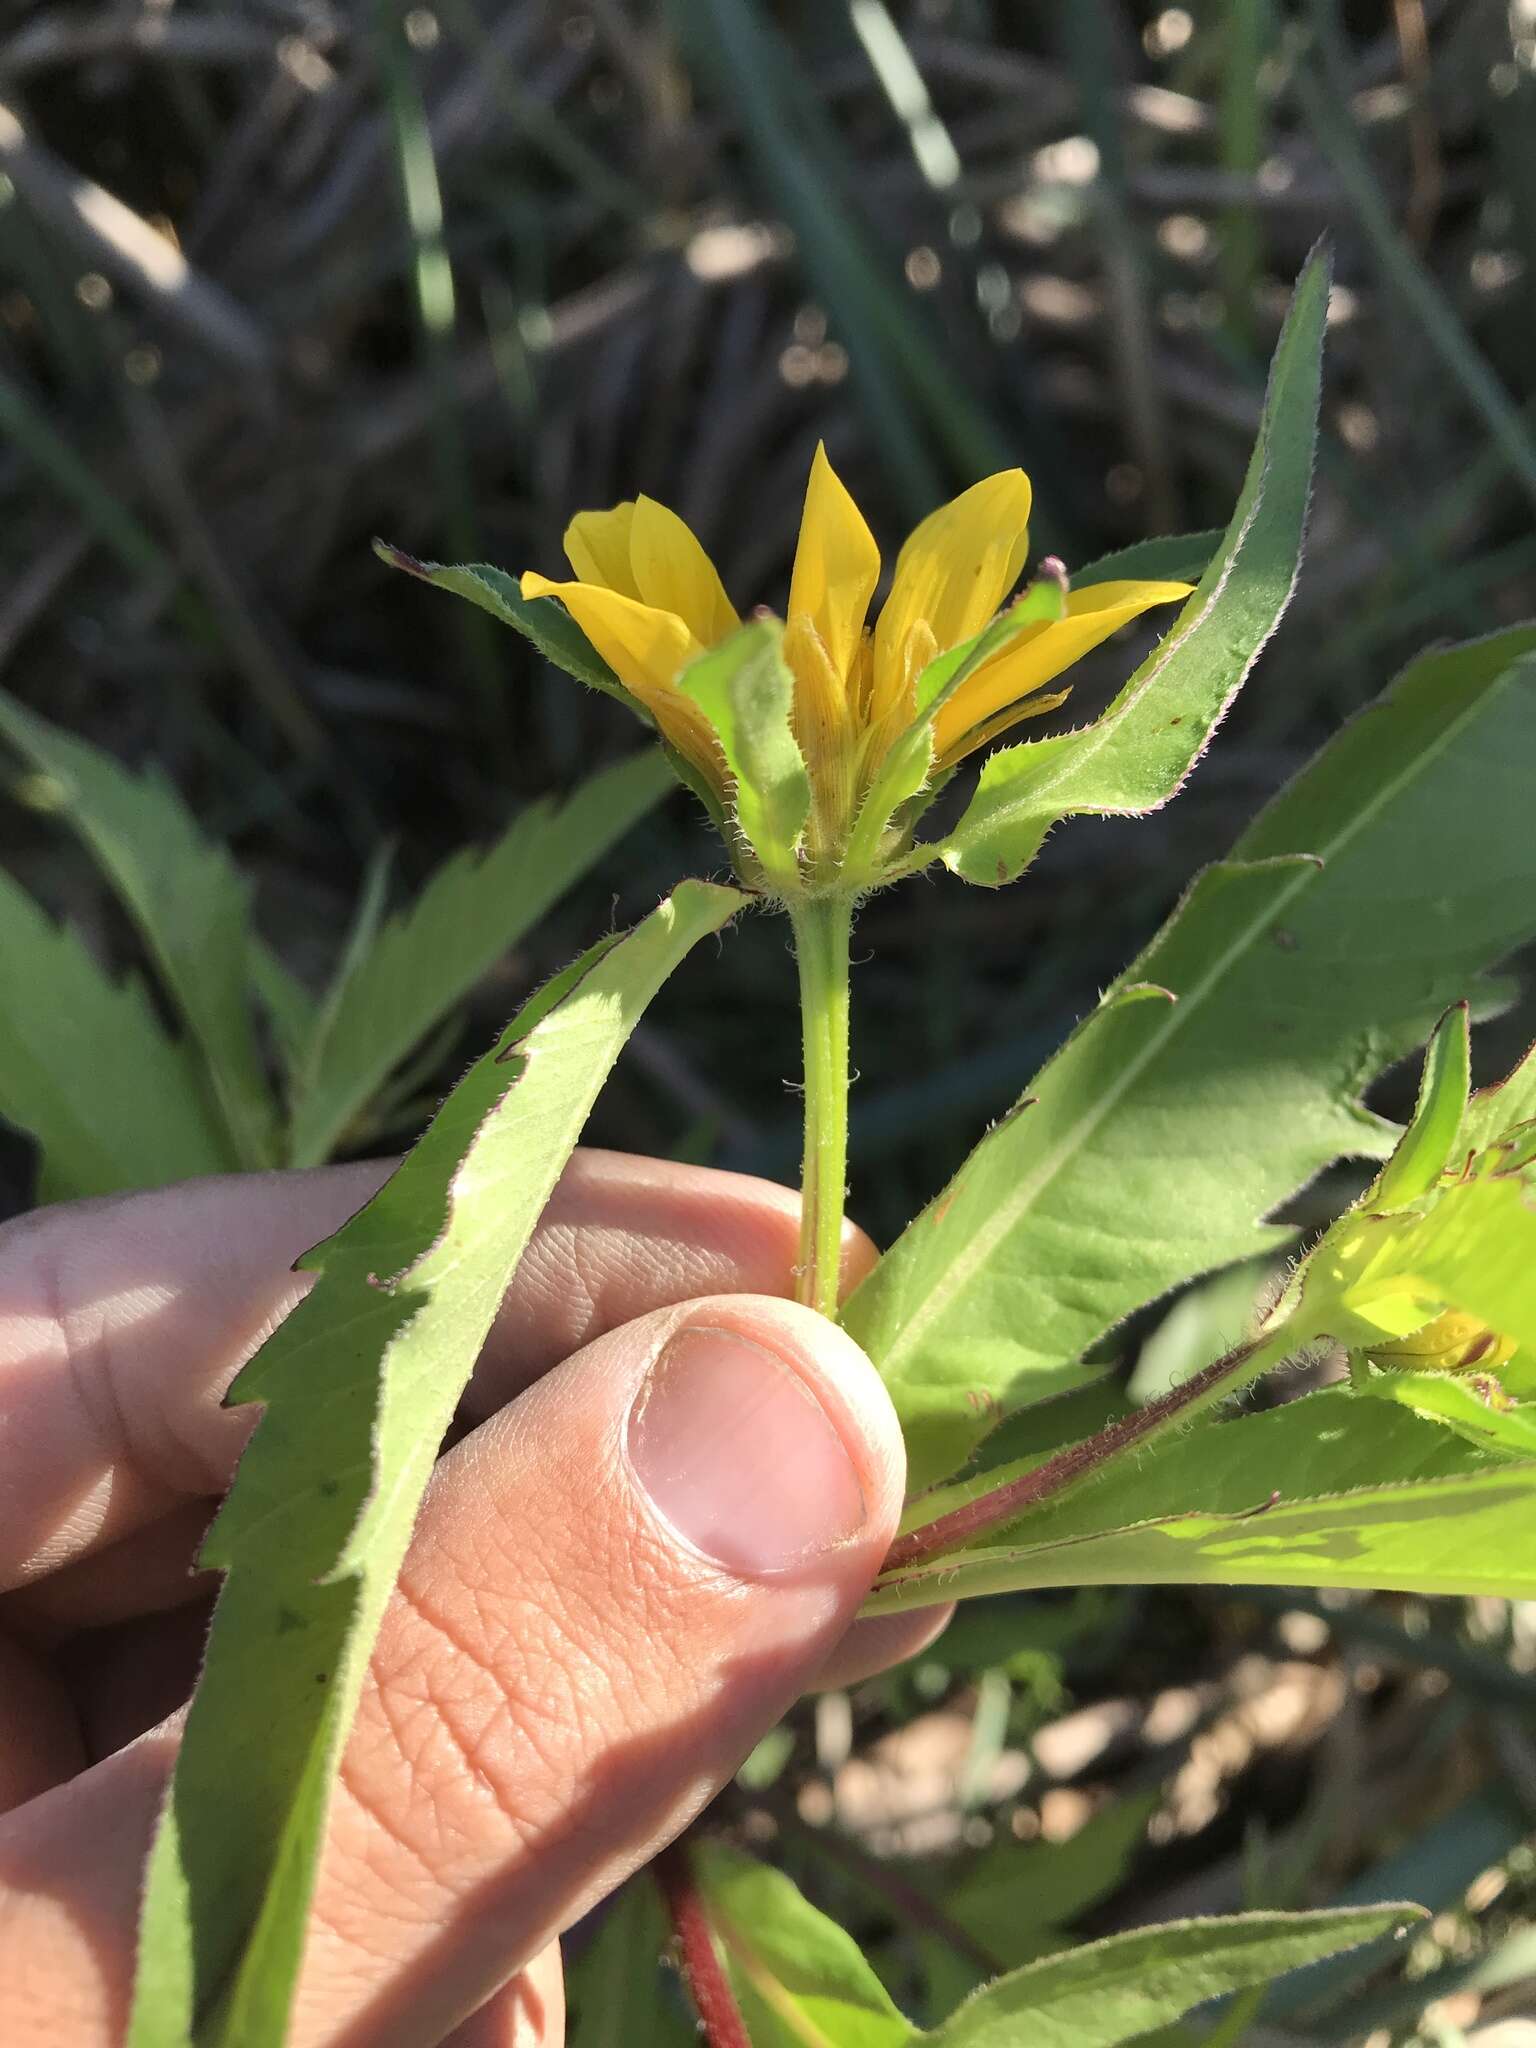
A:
0;1150;877;1594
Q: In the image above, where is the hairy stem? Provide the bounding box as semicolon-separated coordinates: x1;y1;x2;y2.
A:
789;893;855;1320
657;1842;751;2048
880;1327;1301;1579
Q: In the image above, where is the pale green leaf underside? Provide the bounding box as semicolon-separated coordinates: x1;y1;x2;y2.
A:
923;1908;1418;2048
0;869;232;1198
0;692;277;1167
286;748;671;1165
867;1386;1536;1613
698;1841;1413;2048
846;629;1536;1492
942;244;1329;887
127;881;743;2048
677;621;809;887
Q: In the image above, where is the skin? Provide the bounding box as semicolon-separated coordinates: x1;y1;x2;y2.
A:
0;1149;949;2047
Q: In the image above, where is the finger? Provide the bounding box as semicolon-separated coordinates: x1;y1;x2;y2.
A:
808;1602;956;1692
1;1503;217;1644
0;1151;876;1596
0;1296;904;2048
440;1943;563;2048
0;1634;83;1811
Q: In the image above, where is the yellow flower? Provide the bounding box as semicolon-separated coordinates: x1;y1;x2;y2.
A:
521;444;1190;856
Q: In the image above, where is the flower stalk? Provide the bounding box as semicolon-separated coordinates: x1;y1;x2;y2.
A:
789;892;855;1320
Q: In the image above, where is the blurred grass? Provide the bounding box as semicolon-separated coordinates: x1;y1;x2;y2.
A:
2;0;1530;1225
2;5;1535;2027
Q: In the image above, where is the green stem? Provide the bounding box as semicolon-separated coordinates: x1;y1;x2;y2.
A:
789;893;855;1319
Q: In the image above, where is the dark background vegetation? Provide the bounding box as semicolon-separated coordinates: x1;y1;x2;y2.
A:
3;1;1536;2038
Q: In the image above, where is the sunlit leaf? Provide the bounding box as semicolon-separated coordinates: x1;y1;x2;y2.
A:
846;629;1536;1491
922;1907;1420;2048
942;244;1329;888
127;881;743;2048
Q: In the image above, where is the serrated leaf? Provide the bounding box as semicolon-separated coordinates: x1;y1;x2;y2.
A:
286;749;670;1166
0;692;278;1167
126;881;743;2048
921;1907;1420;2048
941;245;1329;888
692;1842;916;2048
845;627;1536;1492
248;941;317;1078
0;869;233;1197
867;1386;1536;1612
676;620;809;889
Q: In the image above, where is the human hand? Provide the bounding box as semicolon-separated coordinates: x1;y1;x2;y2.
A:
0;1149;947;2046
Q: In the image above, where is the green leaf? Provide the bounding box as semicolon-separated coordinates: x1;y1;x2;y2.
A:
126;881;743;2048
845;627;1536;1491
373;544;639;708
922;1907;1421;2048
676;620;809;890
568;1879;696;2048
0;692;278;1168
1073;530;1223;590
692;1842;916;2048
0;869;233;1198
1374;1001;1470;1208
285;749;670;1166
846;580;1070;880
914;579;1069;722
867;1387;1536;1612
942;245;1329;888
378;545;729;826
1286;1024;1536;1385
1368;1371;1536;1459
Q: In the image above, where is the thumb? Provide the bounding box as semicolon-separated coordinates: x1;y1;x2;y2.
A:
289;1293;906;2045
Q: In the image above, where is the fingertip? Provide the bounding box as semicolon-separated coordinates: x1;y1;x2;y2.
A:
641;1295;906;1561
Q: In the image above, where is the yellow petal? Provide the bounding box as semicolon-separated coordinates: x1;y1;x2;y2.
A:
784;613;855;856
628;495;740;646
933;578;1192;762
521;571;700;693
872;469;1033;720
788;442;881;684
565;504;641;597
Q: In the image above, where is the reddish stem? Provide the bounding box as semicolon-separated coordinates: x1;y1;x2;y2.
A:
657;1842;752;2048
881;1337;1263;1580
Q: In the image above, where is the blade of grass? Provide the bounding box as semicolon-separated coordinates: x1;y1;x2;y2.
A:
1218;0;1270;349
1059;0;1178;532
1296;0;1536;514
369;1;505;737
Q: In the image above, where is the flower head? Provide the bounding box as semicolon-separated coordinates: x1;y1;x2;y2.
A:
521;446;1189;886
